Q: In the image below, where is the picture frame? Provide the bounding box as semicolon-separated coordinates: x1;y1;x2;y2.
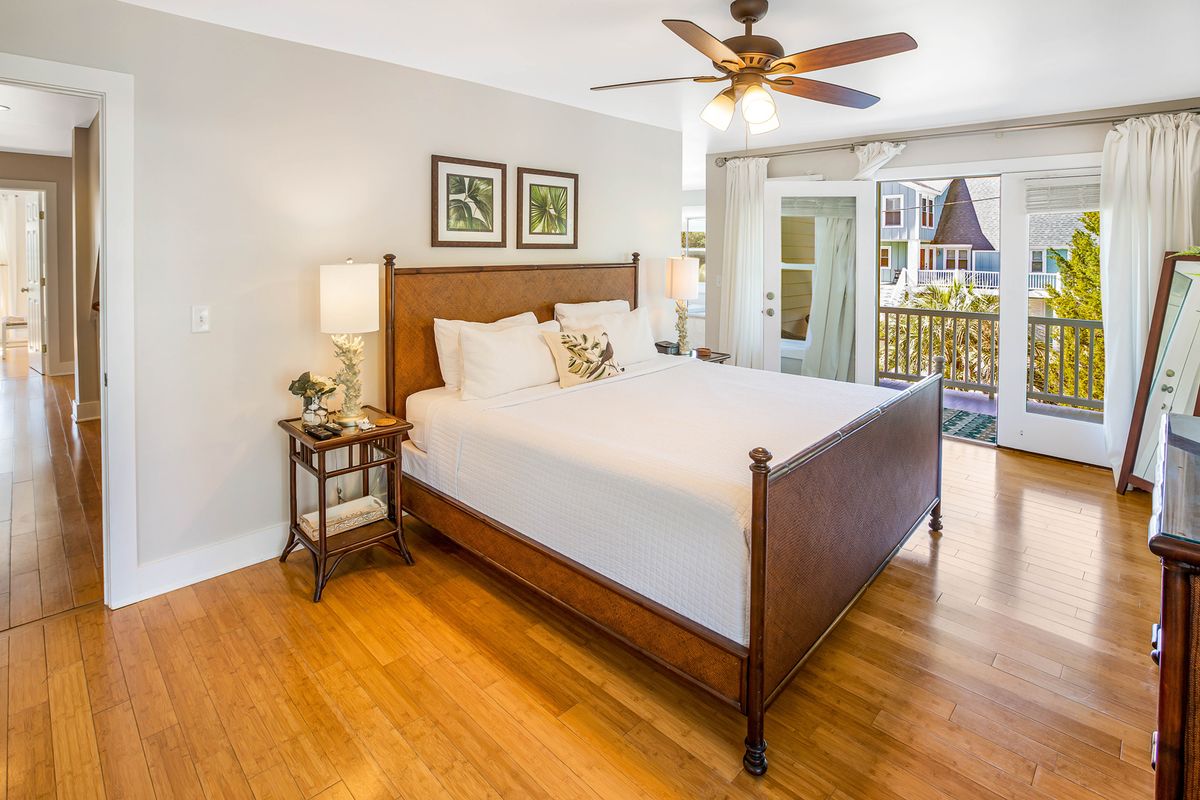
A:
431;155;507;248
516;167;578;249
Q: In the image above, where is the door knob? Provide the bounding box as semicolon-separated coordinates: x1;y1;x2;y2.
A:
765;308;775;317
1166;369;1176;377
19;287;29;293
766;291;776;300
1162;385;1175;393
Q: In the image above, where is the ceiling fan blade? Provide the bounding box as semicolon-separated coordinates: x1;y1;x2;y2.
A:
590;75;723;91
768;77;880;109
770;33;917;74
662;20;745;70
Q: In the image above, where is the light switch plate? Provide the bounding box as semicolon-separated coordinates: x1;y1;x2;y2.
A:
191;305;211;333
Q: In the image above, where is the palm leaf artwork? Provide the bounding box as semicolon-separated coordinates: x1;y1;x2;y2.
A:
529;183;568;235
446;174;494;232
560;332;621;381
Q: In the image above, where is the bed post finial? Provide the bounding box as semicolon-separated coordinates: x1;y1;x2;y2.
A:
632;251;640;264
384;254;396;269
745;445;771;776
933;355;945;374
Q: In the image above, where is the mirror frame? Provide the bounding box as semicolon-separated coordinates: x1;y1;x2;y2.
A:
1118;253;1200;493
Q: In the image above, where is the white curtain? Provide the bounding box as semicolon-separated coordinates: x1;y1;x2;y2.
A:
718;157;768;368
802;213;856;380
1100;112;1200;481
853;141;905;181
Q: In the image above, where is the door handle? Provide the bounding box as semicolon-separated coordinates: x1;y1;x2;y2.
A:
19;287;29;293
766;292;776;300
764;308;775;317
1162;385;1175;393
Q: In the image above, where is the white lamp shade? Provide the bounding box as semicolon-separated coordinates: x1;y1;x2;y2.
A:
667;256;700;301
700;89;736;132
740;83;776;124
748;112;780;135
320;262;380;334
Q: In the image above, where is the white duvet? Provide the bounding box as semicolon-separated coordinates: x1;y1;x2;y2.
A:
407;355;896;645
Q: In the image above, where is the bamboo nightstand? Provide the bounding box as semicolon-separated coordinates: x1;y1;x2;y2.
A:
278;405;413;601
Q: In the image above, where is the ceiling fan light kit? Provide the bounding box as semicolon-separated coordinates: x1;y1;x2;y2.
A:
591;0;917;136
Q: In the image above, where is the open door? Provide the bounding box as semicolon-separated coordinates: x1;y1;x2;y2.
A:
763;180;877;383
23;192;48;374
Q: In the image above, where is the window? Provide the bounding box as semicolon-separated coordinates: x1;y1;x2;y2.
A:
881;195;903;228
943;247;970;270
682;216;706;315
920;196;934;228
1030;248;1045;273
879;246;891;269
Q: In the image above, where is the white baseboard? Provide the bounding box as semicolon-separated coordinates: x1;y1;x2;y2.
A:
72;398;101;423
109;522;288;608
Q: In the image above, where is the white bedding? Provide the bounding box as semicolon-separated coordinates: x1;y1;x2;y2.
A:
406;355;896;645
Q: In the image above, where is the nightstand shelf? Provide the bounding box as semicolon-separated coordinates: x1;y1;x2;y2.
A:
278;405;413;601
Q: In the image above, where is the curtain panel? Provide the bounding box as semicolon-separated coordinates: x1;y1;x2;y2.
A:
718;157;768;368
1100;112;1200;481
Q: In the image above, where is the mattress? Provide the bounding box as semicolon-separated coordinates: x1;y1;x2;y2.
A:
405;355;896;645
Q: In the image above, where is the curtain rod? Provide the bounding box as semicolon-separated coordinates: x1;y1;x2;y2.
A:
714;106;1200;167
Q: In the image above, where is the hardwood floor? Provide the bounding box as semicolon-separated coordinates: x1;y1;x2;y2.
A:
0;359;1160;797
0;348;103;631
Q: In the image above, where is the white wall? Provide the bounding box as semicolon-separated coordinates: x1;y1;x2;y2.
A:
0;0;681;570
704;100;1200;346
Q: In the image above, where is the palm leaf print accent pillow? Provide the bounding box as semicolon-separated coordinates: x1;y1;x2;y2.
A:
541;326;624;388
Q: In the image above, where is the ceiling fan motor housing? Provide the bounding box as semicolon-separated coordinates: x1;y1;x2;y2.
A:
717;34;784;71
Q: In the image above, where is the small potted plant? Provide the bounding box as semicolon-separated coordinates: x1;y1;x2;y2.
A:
288;371;338;425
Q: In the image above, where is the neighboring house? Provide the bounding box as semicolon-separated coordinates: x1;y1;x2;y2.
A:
878;180;941;283
929;177;1000;274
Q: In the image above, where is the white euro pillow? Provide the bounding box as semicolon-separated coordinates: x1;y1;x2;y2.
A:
433;311;537;389
561;306;658;366
460;320;562;400
553;299;630;323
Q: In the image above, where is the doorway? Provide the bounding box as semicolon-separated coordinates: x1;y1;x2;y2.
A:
873;154;1106;466
0;77;108;625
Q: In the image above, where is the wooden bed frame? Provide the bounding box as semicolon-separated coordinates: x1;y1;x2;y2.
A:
384;253;944;775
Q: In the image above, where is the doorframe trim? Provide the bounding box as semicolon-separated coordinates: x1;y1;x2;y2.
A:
0;53;136;609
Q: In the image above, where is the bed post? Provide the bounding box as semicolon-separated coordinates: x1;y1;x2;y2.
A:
384;254;396;416
929;355;945;533
631;252;640;309
744;446;772;776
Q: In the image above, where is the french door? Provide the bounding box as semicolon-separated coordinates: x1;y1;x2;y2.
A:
996;169;1106;465
763;180;877;383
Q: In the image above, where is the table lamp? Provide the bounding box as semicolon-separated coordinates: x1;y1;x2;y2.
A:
667;256;700;355
320;259;379;427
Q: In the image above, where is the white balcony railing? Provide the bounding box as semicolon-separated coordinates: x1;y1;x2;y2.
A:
904;269;1061;292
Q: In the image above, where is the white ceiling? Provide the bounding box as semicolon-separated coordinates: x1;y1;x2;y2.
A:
0;84;99;157
121;0;1200;188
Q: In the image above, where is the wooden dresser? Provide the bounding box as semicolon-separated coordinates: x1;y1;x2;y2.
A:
1149;414;1200;799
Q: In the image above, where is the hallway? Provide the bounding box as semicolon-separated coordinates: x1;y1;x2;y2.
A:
0;348;102;629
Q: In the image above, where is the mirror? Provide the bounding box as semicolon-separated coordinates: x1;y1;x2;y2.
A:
1119;254;1200;491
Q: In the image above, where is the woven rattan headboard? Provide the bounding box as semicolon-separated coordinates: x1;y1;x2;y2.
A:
384;253;640;416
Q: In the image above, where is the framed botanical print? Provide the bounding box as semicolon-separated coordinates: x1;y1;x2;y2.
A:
517;167;578;249
431;155;506;247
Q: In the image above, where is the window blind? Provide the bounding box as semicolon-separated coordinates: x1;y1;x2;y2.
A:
1024;175;1100;213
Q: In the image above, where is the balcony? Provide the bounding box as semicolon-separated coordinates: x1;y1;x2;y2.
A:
902;269;1062;292
878;306;1104;436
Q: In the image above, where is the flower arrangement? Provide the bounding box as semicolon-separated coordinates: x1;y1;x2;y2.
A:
288;371;338;424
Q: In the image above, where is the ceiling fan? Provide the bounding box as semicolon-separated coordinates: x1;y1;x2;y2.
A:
591;0;916;134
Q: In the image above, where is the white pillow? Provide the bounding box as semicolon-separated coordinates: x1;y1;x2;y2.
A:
460;321;561;400
433;311;537;389
561;306;658;366
553;299;630;323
